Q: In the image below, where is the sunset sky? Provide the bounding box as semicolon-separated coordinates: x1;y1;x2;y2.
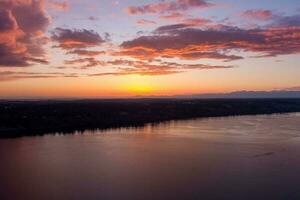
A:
0;0;300;98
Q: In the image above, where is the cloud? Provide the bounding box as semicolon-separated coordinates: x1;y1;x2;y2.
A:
88;59;234;76
67;49;105;56
154;18;212;33
89;70;180;76
64;57;105;68
112;1;119;6
241;9;274;20
88;16;99;21
0;0;51;67
136;19;157;26
47;0;69;11
174;51;243;61
118;21;300;61
273;15;300;26
159;12;185;20
241;10;300;26
125;0;213;15
0;44;30;67
51;28;108;68
0;71;78;81
183;18;212;26
51;28;105;49
284;86;300;91
0;10;16;32
154;23;191;32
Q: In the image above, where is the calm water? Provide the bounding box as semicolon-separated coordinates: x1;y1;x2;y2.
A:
1;113;300;200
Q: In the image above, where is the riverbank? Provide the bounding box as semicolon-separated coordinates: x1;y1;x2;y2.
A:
1;98;300;138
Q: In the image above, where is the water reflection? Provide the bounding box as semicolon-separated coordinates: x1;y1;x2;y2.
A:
0;113;300;200
74;113;300;142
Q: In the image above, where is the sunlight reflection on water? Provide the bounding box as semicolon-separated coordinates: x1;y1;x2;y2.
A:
75;113;300;142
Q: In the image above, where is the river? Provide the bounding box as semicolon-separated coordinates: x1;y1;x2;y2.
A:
1;113;300;200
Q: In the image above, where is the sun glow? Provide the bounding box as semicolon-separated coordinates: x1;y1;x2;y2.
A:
123;77;155;95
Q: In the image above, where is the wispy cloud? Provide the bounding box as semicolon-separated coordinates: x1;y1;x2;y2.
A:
125;0;213;15
67;50;105;57
64;57;105;68
241;9;274;20
159;12;186;20
0;71;79;81
136;19;157;26
47;0;69;11
89;59;234;76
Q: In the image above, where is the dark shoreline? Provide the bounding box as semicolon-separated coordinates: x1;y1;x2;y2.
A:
1;98;300;138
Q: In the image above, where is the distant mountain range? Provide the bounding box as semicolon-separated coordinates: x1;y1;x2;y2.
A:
1;90;300;100
172;90;300;99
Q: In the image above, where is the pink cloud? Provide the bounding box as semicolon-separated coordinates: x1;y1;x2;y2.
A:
183;18;212;26
0;0;50;67
241;9;274;20
136;19;157;26
159;12;185;20
125;0;213;15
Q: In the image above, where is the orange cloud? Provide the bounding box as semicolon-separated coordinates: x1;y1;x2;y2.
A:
67;49;105;56
89;59;234;76
118;21;300;61
51;28;108;68
0;71;79;81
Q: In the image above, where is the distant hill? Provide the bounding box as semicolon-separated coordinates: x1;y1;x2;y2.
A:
173;90;300;99
1;90;300;101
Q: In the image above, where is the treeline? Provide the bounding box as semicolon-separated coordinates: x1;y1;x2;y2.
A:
1;98;300;138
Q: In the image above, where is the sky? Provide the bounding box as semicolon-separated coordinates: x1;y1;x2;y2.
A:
0;0;300;98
